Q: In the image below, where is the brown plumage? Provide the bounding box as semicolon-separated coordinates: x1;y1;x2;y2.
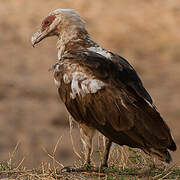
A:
32;9;176;168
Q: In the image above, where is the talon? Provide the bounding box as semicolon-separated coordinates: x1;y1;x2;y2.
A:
98;165;108;173
83;163;92;171
61;165;94;172
61;166;77;172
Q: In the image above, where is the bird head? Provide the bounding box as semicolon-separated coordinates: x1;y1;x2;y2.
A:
31;9;85;47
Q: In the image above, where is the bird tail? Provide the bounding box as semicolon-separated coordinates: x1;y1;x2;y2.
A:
144;148;172;163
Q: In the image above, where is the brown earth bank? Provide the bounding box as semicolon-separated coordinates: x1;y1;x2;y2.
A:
0;0;179;168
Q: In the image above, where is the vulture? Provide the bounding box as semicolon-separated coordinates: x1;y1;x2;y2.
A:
32;9;176;171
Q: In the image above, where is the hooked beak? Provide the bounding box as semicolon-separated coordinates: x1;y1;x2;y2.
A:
31;30;48;47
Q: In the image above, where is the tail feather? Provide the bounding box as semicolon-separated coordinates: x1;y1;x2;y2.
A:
165;151;172;164
168;140;177;151
145;148;173;164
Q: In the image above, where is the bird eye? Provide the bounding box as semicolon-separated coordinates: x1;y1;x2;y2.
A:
41;15;56;31
44;20;50;25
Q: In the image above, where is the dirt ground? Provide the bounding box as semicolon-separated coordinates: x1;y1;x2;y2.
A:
0;0;179;168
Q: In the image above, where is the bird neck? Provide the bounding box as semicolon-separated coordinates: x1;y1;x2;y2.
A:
56;27;99;60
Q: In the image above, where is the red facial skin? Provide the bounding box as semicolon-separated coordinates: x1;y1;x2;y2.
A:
41;15;56;31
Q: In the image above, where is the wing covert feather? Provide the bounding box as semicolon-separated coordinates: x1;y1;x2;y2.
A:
57;50;176;151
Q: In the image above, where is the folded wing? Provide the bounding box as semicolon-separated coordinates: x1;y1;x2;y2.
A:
57;50;176;157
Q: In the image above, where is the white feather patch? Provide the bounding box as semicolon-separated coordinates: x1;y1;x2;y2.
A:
87;46;111;59
63;74;71;84
64;71;106;99
53;64;61;88
121;99;128;109
81;79;105;94
54;78;61;88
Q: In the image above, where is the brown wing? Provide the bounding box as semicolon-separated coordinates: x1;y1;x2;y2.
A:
58;50;176;152
109;52;153;105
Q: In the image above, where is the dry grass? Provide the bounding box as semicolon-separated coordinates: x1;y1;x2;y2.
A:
0;151;179;179
0;138;179;179
0;0;180;167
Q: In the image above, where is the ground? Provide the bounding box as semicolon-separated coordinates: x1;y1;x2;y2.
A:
0;0;180;179
0;147;180;179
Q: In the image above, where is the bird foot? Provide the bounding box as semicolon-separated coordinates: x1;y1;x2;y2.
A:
61;163;109;173
61;164;94;172
99;164;109;172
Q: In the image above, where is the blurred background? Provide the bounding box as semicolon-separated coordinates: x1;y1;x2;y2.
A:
0;0;179;168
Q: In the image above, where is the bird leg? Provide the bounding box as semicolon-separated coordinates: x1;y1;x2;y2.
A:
79;123;96;167
61;123;95;172
100;136;112;169
62;120;111;172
